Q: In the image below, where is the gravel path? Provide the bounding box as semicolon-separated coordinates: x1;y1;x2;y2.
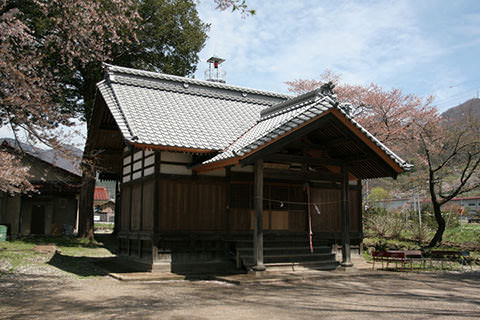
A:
1;265;479;319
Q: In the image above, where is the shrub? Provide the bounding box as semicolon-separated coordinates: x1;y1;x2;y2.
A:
411;221;433;244
364;208;410;239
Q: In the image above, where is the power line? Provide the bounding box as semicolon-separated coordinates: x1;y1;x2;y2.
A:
434;89;479;107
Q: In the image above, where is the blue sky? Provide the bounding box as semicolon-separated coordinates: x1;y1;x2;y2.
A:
195;0;480;112
2;0;479;147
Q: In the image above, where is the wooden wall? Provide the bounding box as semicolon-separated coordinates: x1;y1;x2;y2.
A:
310;187;361;233
157;179;226;231
310;188;341;232
119;149;361;235
120;179;155;232
230;182;307;232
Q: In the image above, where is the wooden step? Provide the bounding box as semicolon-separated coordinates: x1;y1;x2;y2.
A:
237;246;332;255
242;253;336;265
263;260;340;272
235;239;326;248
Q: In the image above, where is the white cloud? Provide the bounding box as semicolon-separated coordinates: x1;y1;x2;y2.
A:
195;0;479;103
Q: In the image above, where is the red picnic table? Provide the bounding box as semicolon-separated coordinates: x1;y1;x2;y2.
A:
372;250;423;271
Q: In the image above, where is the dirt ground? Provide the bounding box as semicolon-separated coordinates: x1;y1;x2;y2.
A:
1;264;479;320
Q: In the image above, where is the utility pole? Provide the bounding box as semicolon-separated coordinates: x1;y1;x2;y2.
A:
417;194;422;228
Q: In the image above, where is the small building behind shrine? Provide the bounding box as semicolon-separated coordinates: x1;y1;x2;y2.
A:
0;140;81;238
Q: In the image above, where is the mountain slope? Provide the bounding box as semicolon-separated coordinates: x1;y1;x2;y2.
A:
442;98;480;122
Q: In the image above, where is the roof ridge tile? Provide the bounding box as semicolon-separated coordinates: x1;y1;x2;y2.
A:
104;63;291;100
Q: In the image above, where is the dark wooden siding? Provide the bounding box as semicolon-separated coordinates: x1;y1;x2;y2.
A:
349;189;361;232
230;182;308;232
120;176;361;234
131;184;142;231
310;187;361;233
158;179;226;231
230;182;252;231
142;180;155;231
310;188;341;232
120;185;130;231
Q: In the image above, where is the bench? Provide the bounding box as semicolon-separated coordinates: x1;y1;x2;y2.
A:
372;251;406;270
372;251;424;271
428;250;472;270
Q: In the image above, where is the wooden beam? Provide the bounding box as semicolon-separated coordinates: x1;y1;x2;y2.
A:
341;166;353;267
264;168;343;182
330;109;404;174
314;136;349;147
253;159;265;271
240;114;333;166
265;153;346;166
130;143;214;154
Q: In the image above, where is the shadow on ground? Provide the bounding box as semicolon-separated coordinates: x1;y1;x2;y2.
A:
47;252;112;277
2;270;480;320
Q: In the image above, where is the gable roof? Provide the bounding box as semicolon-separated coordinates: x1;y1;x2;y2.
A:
97;64;290;151
200;87;411;173
95;65;411;178
1;139;82;178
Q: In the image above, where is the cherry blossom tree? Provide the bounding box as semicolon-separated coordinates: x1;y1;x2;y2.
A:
286;71;480;247
1;0;249;237
0;0;138;195
286;71;434;153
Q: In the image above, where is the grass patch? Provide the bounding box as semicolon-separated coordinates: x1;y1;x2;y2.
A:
0;241;38;273
19;235;100;248
364;223;480;268
0;236;115;278
94;223;114;230
443;224;480;247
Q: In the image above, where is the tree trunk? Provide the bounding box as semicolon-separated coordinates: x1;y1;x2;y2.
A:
78;172;95;239
428;201;445;247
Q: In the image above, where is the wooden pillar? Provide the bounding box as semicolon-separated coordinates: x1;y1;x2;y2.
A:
358;179;363;237
225;166;231;236
152;151;161;263
113;178;121;235
253;159;266;271
341;166;353;267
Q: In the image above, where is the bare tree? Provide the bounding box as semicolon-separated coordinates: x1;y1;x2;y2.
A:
415;112;480;247
286;70;480;247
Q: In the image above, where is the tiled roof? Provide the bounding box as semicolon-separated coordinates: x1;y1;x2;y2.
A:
203;86;412;170
96;65;410;173
97;64;290;150
0;139;82;177
94;187;110;201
